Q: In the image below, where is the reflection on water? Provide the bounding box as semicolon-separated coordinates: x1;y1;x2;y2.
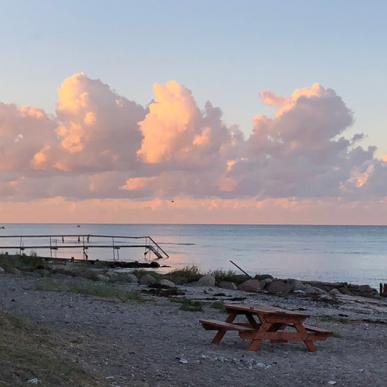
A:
0;224;386;288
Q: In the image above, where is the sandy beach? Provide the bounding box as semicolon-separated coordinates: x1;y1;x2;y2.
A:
1;266;386;387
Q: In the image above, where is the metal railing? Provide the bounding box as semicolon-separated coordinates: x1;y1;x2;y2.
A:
0;234;169;261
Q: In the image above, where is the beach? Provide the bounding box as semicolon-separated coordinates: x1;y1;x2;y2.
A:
0;262;386;387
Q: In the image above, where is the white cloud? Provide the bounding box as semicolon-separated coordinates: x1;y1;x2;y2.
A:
0;75;386;205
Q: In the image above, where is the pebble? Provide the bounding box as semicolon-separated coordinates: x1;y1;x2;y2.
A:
26;378;41;385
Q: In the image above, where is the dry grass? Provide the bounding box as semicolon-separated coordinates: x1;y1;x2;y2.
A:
0;312;106;386
35;279;144;302
164;266;202;284
0;253;48;272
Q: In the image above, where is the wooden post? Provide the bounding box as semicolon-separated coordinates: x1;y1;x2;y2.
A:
383;283;387;297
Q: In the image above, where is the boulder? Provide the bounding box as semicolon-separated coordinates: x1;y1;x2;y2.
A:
254;274;273;281
96;274;109;282
139;273;158;286
159;279;176;288
329;288;342;297
0;266;5;273
106;271;138;283
260;278;273;289
218;281;238;290
266;279;295;295
290;279;308;291
304;286;327;296
238;279;263;293
196;274;216;287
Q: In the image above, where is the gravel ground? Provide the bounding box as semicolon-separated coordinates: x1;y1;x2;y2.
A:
1;273;386;387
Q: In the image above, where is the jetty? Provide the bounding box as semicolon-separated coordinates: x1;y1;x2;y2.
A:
0;234;169;262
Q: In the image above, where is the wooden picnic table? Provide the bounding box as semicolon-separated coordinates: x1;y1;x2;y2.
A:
200;304;332;352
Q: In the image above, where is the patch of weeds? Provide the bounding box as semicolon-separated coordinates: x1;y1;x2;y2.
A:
35;280;144;302
211;270;247;285
163;266;202;284
170;298;203;312
0;311;105;386
210;301;225;312
0;253;48;272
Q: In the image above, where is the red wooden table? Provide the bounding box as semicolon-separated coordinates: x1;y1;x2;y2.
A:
200;304;332;352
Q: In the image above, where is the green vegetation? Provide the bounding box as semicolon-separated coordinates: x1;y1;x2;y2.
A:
0;311;105;386
35;280;144;302
132;269;162;281
210;269;248;285
171;298;204;312
0;253;48;272
210;301;226;311
164;266;202;284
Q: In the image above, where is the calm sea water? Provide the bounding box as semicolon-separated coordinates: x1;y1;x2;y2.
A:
1;224;386;288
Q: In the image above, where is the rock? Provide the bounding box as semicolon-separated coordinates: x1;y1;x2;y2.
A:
0;266;5;273
139;273;158;286
260;278;273;289
254;274;273;281
96;274;109;281
159;279;176;288
196;274;216;287
106;271;138;283
218;281;238;290
304;286;327;296
329;288;342;297
318;294;335;303
26;378;41;385
126;273;138;283
238;279;263;293
290;279;308;291
267;279;295;295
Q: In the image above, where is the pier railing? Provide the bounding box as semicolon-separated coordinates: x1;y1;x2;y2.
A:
0;234;169;261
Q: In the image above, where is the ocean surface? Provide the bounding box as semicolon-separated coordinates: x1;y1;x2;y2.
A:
1;224;387;288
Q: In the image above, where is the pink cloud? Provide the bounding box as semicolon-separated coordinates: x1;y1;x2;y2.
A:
0;73;386;220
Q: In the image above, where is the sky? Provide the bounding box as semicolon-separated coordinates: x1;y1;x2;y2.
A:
0;0;387;224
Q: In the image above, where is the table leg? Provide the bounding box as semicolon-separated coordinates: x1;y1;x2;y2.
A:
294;321;317;352
244;313;261;329
211;312;237;344
247;322;272;351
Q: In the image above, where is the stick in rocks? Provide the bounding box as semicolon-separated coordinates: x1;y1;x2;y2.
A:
229;260;251;278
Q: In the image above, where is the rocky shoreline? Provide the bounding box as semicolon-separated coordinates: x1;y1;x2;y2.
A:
1;255;387;386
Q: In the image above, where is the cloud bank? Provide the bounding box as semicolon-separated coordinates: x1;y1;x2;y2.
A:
1;72;386;221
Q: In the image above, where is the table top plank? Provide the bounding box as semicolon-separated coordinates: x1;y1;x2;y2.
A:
224;304;310;318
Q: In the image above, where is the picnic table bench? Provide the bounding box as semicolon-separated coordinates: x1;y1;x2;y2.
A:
200;304;332;352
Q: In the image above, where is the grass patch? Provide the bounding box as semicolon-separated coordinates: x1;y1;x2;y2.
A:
211;269;248;285
170;298;204;312
0;311;105;386
163;266;202;284
36;280;144;302
0;253;49;272
210;301;225;312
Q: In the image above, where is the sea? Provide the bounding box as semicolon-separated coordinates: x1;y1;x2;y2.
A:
1;224;387;289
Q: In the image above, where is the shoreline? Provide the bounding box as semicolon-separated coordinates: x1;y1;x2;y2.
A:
0;262;386;386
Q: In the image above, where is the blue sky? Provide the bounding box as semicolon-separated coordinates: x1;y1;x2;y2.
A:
1;0;386;154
